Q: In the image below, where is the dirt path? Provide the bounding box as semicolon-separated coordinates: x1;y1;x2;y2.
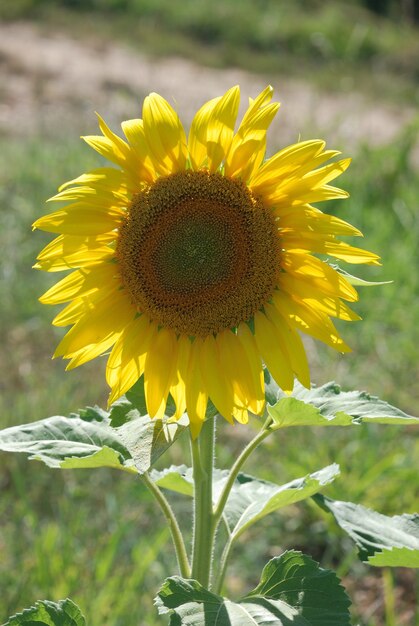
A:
0;20;415;150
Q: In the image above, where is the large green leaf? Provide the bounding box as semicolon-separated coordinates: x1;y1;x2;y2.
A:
221;465;340;539
152;464;339;538
268;380;419;428
117;412;189;474
0;409;136;473
3;598;86;626
156;551;351;625
314;495;419;567
0;402;187;474
107;377;190;473
247;551;351;625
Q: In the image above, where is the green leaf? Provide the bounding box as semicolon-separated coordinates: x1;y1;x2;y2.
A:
117;413;189;475
156;551;351;625
314;495;419;567
223;465;340;540
106;377;190;473
59;446;131;470
3;598;86;626
268;381;419;427
151;464;339;539
368;547;419;567
247;550;351;625
0;411;136;473
151;464;195;496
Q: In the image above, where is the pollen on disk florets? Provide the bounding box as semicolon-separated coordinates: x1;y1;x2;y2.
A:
116;170;281;336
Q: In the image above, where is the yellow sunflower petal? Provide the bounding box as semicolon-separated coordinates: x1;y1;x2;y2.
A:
142;93;187;175
188;85;240;172
200;334;235;423
40;265;118;305
184;338;208;437
121;118;157;183
225;85;280;180
254;310;294;393
218;329;264;415
169;334;190;420
249;140;326;188
66;334;119;370
54;290;134;358
273;292;351;353
273;284;360;322
107;315;156;405
58;167;129;192
33;204;123;235
284;235;381;265
232;406;249;424
265;303;310;388
279;205;363;237
144;327;178;419
34;234;115;271
281;253;358;302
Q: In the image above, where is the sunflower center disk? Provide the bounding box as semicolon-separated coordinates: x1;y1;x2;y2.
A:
117;170;280;336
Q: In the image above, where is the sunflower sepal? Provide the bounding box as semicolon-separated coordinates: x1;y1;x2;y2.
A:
331;263;392;287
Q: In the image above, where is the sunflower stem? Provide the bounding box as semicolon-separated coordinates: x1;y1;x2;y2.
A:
141;471;191;579
213;415;273;528
190;416;216;588
213;531;233;595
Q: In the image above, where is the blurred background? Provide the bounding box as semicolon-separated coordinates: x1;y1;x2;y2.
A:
0;1;418;624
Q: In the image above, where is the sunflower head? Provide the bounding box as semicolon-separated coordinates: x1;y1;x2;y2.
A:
34;85;380;436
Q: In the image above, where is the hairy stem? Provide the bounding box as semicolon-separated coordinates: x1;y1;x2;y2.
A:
213;526;233;594
190;416;216;588
213;415;273;527
141;471;191;579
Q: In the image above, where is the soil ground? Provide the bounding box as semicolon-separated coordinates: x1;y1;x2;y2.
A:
0;20;415;149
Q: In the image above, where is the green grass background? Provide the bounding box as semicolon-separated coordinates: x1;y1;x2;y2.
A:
0;1;418;625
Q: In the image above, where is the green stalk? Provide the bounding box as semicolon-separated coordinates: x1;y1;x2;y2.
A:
214;532;233;594
141;471;191;579
190;416;216;588
213;415;273;526
383;568;396;626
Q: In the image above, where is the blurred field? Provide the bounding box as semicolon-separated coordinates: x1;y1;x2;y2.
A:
0;2;418;625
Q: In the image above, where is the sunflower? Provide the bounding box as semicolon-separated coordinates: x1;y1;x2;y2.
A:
34;85;379;435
